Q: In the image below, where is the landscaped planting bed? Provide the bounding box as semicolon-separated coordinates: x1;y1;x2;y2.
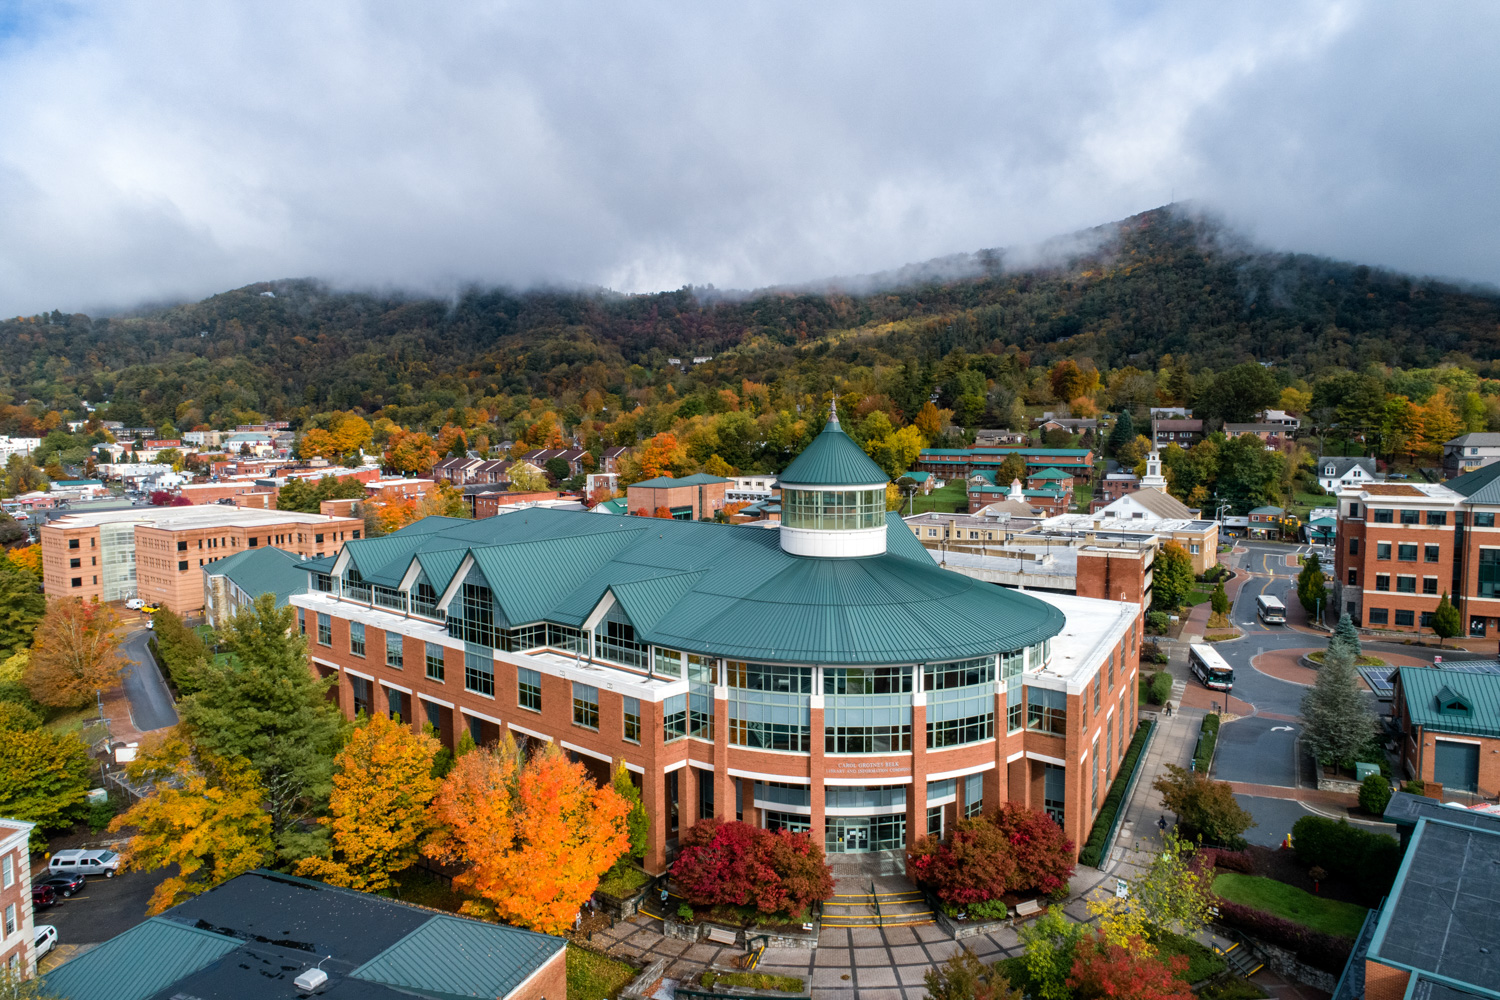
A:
1193;714;1220;772
596;866;653;899
1212;873;1367;938
567;944;639;1000
1078;719;1155;866
700;970;806;993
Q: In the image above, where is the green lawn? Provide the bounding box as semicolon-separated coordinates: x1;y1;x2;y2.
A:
1184;589;1212;606
701;971;806;992
597;866;652;898
1073;483;1094;512
906;481;969;515
567;945;639;1000
1212;873;1368;938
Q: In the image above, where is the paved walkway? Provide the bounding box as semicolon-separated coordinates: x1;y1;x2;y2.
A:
1104;693;1203;877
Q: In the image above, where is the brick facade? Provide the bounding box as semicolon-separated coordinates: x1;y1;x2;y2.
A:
626;481;729;520
0;820;34;979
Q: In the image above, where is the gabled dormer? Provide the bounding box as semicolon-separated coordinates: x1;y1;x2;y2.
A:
1434;685;1473;719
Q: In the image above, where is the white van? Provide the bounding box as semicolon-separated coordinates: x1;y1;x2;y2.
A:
48;848;121;878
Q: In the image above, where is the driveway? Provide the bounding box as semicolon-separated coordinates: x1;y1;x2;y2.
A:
33;866;172;967
119;628;178;732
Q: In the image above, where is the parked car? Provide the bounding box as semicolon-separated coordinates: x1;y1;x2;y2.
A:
41;872;87;897
141;605;159;615
48;848;121;878
31;884;56;908
34;925;57;959
125;598;145;610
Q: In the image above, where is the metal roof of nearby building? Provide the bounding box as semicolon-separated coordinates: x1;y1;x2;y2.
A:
351;914;562;999
1028;467;1073;479
1382;790;1500;832
629;473;733;488
1367;818;1500;998
205;545;306;607
1446;432;1500;447
778;418;889;486
304;506;1066;665
41;917;242;1000
920;447;1091;457
1396;666;1500;739
43;870;565;1000
1445;460;1500;504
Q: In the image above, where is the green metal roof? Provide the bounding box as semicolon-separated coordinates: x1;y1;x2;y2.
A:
1397;667;1500;738
1249;505;1285;515
1446;461;1500;504
920;447;1092;457
630;473;732;488
42;916;241;1000
1028;467;1073;480
352;914;564;999
320;507;1065;665
595;497;630;514
207;546;306;607
778;418;889;487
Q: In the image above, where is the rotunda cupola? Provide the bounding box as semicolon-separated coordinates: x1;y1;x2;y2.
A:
776;399;891;557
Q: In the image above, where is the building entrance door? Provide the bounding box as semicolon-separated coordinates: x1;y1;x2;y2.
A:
842;820;869;853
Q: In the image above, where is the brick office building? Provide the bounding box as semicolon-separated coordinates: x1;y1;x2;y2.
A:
290;414;1142;871
625;473;731;520
1333;467;1500;637
0;819;35;979
41;506;362;614
1390;667;1500;799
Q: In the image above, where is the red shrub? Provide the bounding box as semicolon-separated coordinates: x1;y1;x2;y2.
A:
1068;931;1193;1000
1196;847;1253;874
1213;899;1354;974
671;820;833;917
907;804;1075;903
992;802;1075;895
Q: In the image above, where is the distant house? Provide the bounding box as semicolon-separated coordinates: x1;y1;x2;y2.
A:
1091;472;1140;512
523;448;590;478
1443;432;1500;478
1223;423;1288;448
1316;456;1378;492
1151;418;1203;448
1258;408;1301;430
1036;417;1098;434
1148;407;1191;420
973;429;1028;446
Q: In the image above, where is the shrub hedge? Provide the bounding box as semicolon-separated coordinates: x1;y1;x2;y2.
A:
1213;898;1354;974
1195;847;1253;873
1291;816;1401;897
1078;720;1155;867
1147;671;1174;704
1193;714;1220;772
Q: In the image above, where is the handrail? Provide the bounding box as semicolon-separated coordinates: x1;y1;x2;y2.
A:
870;879;881;925
1096;717;1157;867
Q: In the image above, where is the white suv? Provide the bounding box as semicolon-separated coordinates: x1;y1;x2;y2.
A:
48;849;121;878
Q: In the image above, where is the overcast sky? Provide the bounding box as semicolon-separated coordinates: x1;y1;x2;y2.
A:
0;1;1495;317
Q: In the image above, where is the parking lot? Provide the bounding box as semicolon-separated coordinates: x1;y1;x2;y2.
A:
32;864;171;969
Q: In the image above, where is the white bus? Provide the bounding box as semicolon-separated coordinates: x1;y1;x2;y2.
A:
1256;594;1287;624
1189;643;1235;692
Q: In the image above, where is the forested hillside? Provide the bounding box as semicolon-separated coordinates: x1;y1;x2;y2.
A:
3;207;1498;438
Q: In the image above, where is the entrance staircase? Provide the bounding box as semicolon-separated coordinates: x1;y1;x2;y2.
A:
820;880;934;928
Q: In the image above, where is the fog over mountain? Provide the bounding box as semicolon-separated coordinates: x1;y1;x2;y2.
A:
0;2;1494;317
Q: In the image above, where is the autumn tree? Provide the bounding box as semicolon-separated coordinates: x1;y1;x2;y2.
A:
924;951;1022;1000
913;401;950;442
1152;766;1255;848
1067;930;1192;1000
383;427;440;475
435;423;468;458
507;463;549;492
427;736;630;934
0;562;44;657
0;726;92;847
414;480;471;520
109;732;273;914
1150;543;1194;612
295;714;440;892
671;819;833;917
1087;831;1211;951
997;452;1027;486
24;599;122;708
611;761;650;872
866;425;926;479
632;432;687;482
179;595;347;858
1021;906;1089;1000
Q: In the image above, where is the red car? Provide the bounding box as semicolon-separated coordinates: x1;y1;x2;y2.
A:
31;884;56;908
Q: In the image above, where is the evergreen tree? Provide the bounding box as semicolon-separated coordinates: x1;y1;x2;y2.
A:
1296;553;1327;621
1431;592;1461;647
1329;612;1361;660
1210;581;1229;616
179;595;348;858
1301;644;1377;769
1106;411;1135;458
1151;543;1194;612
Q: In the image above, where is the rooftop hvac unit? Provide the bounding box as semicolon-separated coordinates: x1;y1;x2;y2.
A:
294;967;329;992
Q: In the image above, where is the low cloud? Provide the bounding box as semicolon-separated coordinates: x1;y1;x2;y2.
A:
0;1;1493;317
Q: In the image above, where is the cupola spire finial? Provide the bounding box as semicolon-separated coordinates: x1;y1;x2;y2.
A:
829;393;838;423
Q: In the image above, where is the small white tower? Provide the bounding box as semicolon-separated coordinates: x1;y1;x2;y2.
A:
776;397;891;557
1140;449;1167;489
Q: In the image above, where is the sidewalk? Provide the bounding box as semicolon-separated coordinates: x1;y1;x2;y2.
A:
1104;698;1204;878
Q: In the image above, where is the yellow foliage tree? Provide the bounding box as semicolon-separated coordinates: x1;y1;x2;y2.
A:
426;736;630;934
295;714;441;892
109;733;273;914
913;401;950;442
5;545;41;575
24;599;122;708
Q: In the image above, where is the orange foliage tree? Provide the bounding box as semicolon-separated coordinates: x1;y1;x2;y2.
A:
24;599;123;708
426;736;630;934
383;428;440;474
634;432;686;481
436;423;468;458
109;733;273;914
913;401;950;442
1067;931;1193;1000
653;506;673;519
5;544;41;575
295;714;441;892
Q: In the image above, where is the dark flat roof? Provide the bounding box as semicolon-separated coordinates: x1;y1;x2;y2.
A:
1368;819;1500;996
1383;791;1500;831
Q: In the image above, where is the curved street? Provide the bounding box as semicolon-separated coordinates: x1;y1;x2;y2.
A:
118;626;178;733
